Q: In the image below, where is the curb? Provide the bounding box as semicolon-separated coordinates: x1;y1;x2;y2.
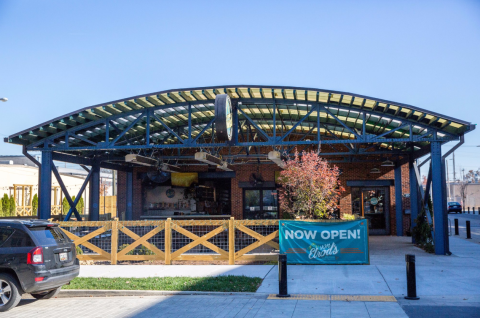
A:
59;289;268;298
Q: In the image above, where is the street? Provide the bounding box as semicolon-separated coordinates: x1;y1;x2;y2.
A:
448;213;480;245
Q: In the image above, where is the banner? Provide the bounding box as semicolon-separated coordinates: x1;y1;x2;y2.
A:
279;220;369;265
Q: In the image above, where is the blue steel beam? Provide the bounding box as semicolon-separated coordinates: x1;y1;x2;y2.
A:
431;141;447;255
237;107;270;141
63;168;93;221
51;164;82;220
126;170;133;220
110;113;145;145
394;163;403;236
151;112;184;144
192;117;215;144
279;105;318;142
35;134;457;152
409;157;419;243
89;162;101;221
39;150;52;219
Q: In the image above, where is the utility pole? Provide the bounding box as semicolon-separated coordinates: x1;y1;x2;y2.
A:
453;151;456;181
446;161;450;201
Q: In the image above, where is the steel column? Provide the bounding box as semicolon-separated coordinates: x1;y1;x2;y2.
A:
88;161;101;221
431;141;447;255
409;157;419;242
395;163;403;236
126;170;133;220
39;151;52;219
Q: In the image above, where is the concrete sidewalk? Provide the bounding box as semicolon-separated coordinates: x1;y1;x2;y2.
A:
12;294;409;318
78;236;480;299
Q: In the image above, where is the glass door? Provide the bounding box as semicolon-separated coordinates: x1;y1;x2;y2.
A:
361;188;389;235
243;189;279;219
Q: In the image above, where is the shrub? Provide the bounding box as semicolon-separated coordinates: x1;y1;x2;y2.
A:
62;197;69;214
341;214;356;221
2;194;9;216
9;195;16;216
119;244;154;255
32;194;39;215
76;245;83;255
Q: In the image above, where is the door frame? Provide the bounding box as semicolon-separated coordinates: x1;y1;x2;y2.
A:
356;186;390;235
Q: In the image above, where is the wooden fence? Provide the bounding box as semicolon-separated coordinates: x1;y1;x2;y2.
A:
58;218;281;265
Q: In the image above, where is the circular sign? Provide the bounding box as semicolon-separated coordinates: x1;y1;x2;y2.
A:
370;197;379;205
166;188;175;198
214;94;233;142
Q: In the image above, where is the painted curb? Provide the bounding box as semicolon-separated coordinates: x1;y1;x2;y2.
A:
59;289;269;298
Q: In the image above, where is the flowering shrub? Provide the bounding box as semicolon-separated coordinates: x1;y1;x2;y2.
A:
278;150;345;219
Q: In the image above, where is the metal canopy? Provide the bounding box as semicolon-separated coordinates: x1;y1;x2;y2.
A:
5;85;475;166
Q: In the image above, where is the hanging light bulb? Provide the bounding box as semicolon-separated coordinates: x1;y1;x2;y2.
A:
370;168;381;174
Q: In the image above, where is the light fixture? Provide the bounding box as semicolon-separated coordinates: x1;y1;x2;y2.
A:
194;152;232;171
125;154;157;166
381;160;395;167
160;163;182;173
370;168;381;174
268;151;285;168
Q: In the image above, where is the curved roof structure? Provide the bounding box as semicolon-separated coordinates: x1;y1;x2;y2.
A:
5;85;474;165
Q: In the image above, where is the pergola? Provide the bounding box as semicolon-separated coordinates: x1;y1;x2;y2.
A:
5;85;475;255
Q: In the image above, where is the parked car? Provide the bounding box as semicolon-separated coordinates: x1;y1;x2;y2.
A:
447;202;462;214
0;219;80;312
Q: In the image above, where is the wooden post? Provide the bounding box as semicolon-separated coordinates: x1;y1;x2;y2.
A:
229;217;235;265
165;218;172;265
21;186;25;216
111;218;119;265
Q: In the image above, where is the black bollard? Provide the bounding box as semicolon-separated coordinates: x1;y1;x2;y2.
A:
404;254;419;300
277;254;290;298
455;219;459;235
467;221;472;239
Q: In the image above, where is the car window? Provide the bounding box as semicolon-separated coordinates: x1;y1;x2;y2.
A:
2;229;35;248
29;227;68;245
448;202;460;206
0;227;15;247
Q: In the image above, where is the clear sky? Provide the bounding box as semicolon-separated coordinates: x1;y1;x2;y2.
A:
0;0;479;178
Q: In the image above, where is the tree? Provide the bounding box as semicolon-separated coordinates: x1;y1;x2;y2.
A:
2;194;9;216
0;198;3;217
32;194;39;215
62;197;69;214
77;196;84;214
9;195;16;216
278;150;345;219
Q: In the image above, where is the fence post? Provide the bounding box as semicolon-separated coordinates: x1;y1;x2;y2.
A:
111;218;118;265
229;217;235;265
165;218;172;265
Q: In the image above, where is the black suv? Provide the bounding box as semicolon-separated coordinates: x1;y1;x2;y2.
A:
0;219;80;311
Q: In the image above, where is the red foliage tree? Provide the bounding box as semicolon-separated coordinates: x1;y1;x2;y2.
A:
278;150;345;219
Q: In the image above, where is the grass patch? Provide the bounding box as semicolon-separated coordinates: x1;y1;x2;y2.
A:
63;276;263;293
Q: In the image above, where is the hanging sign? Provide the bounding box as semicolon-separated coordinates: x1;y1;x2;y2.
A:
279;220;369;265
215;94;233;142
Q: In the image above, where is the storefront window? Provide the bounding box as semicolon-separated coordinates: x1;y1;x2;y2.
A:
244;189;278;219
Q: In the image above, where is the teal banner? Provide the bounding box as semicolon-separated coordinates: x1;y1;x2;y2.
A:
279;220;369;265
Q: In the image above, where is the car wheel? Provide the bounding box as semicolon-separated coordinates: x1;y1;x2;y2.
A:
0;273;22;312
31;287;62;300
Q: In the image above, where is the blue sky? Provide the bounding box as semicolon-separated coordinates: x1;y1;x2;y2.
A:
0;0;479;177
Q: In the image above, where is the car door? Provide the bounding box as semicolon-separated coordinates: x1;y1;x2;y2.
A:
0;227;16;266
